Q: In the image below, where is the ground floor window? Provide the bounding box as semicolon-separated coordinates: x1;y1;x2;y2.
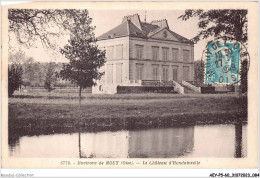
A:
152;65;159;80
99;85;103;91
162;67;169;81
107;64;113;82
116;63;123;83
172;68;178;81
183;66;190;81
136;64;143;80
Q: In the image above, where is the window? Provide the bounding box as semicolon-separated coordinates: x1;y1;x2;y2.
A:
152;47;159;60
172;48;179;61
152;65;159;80
183;50;190;62
183;66;190;81
136;45;144;59
162;66;169;81
106;46;114;60
116;63;123;83
172;66;178;81
107;64;113;82
162;48;169;61
115;45;123;59
136;64;143;80
99;85;103;91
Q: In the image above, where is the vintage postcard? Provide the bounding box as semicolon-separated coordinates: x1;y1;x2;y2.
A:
1;1;258;169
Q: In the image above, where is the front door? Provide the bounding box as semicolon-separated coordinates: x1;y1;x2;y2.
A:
172;69;178;81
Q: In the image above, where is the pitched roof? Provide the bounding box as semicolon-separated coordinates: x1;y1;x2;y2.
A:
97;16;193;44
168;30;193;43
140;22;160;36
97;21;129;40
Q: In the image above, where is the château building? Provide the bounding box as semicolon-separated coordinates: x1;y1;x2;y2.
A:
92;14;194;94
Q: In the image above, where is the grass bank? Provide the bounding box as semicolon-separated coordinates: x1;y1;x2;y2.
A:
8;92;247;136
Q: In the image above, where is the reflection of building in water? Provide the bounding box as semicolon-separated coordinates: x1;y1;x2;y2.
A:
8;124;247;158
128;127;194;158
80;131;129;158
186;124;247;158
79;127;194;158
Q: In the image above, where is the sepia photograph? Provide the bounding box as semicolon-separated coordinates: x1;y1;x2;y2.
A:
1;1;258;171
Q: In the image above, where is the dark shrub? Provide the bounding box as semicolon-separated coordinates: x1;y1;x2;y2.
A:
8;64;23;97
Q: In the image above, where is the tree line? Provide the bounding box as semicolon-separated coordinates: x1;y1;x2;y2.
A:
8;52;79;96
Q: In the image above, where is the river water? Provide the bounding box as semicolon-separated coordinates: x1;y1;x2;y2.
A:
9;124;247;158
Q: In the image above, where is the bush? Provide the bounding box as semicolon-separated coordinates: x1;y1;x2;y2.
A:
117;86;175;93
8;64;23;97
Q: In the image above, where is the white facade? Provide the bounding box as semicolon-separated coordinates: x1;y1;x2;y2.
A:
93;14;194;94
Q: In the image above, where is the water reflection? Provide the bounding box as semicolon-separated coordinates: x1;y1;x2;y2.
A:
183;124;247;158
79;131;129;158
235;122;242;158
8;124;247;158
128;127;194;158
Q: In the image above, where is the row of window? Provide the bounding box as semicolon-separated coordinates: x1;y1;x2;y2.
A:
103;44;191;62
138;45;190;62
106;45;123;59
136;65;172;81
136;64;190;81
106;63;124;83
105;63;190;82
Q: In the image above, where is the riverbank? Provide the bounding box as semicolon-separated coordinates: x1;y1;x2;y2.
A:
8;92;247;136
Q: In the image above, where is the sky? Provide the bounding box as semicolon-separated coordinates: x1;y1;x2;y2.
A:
9;10;206;63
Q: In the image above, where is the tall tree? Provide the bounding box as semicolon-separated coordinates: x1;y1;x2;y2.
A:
179;10;247;43
22;57;35;86
179;10;248;94
8;51;26;92
59;10;106;100
44;62;57;92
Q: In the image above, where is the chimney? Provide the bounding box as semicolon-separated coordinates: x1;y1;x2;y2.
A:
122;14;142;30
151;19;169;29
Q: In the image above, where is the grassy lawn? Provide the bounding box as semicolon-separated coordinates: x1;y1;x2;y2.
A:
8;92;247;135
